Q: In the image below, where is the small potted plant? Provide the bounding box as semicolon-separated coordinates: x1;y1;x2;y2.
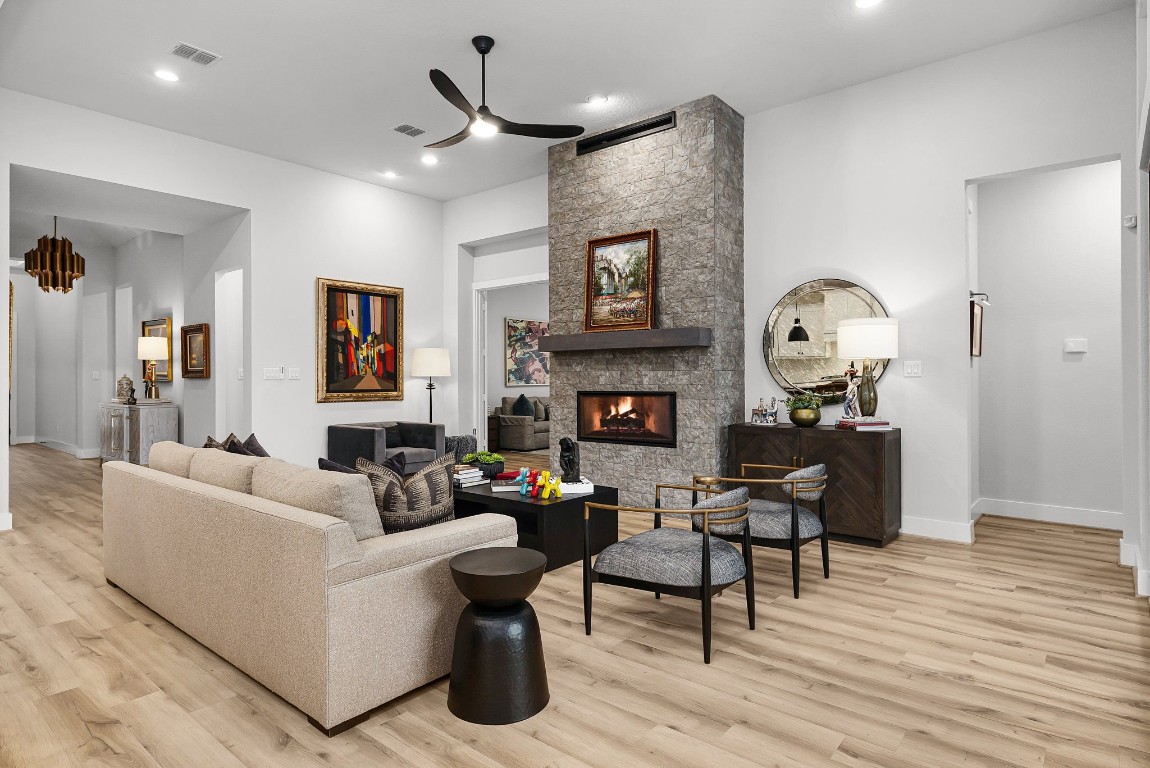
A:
785;393;823;428
462;451;506;479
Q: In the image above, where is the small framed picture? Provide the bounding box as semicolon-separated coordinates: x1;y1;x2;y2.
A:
971;301;984;357
181;323;210;378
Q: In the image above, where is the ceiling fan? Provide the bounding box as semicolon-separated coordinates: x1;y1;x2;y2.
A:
424;36;585;149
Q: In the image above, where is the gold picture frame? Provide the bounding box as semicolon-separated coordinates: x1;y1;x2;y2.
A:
584;229;657;333
181;323;210;379
316;278;404;402
141;318;172;381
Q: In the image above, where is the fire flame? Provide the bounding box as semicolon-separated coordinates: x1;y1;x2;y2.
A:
607;397;633;416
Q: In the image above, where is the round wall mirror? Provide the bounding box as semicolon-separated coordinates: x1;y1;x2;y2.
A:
763;279;889;402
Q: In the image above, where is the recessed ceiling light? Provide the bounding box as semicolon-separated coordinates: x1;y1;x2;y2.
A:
587;94;609;107
470;118;498;138
154;69;180;82
421;153;439;166
855;0;883;7
381;170;399;179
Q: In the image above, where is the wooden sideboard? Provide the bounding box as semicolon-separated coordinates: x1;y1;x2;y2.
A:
100;402;179;465
727;423;901;547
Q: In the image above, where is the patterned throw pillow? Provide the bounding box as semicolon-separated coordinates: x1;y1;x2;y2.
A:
204;435;228;450
357;453;455;533
781;464;827;501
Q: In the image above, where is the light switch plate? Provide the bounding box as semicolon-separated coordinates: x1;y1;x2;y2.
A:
1064;338;1088;354
238;368;244;380
903;360;922;377
91;371;100;380
287;367;301;380
263;367;285;380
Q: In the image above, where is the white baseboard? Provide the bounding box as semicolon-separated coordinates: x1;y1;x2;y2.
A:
900;516;974;544
36;440;99;459
973;497;1121;531
9;435;35;445
1120;539;1149;597
0;511;10;532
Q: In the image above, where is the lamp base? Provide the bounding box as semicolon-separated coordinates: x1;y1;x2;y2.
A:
858;358;878;417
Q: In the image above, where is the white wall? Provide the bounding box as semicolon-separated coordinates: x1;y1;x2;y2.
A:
443;175;548;440
975;161;1123;528
0;85;446;524
743;10;1137;543
485;282;550;411
215;268;246;437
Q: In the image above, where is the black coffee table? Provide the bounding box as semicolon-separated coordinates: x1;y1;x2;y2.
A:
453;483;619;571
447;547;549;725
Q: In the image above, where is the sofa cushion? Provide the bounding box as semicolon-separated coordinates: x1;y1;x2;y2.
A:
188;450;271;494
532;398;546;421
318;457;357;473
357;453;455;534
148;441;199;478
593;528;746;588
252;460;385;541
533;422;549;434
243;433;271;457
501;397;518;415
512;394;534;417
226;440;256;456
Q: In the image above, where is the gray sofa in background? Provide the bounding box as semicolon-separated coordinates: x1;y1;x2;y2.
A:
497;396;551;451
327;422;445;474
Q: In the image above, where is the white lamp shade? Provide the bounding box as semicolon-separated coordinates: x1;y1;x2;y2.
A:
837;318;899;360
411;347;451;378
137;336;168;361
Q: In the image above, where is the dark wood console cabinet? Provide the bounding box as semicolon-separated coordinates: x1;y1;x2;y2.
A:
727;423;901;547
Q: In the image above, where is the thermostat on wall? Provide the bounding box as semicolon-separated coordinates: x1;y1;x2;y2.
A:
1063;338;1088;354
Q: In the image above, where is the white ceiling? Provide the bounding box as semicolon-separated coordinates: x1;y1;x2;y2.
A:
10;210;144;254
0;0;1133;201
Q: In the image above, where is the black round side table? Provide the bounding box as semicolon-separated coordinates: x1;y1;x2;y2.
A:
447;546;549;725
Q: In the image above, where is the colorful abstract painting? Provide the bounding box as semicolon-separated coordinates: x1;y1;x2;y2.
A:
505;318;550;387
584;229;657;332
316;278;403;402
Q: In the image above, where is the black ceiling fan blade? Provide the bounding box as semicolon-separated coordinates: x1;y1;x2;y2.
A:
429;69;478;120
482;110;584;139
424;124;472;149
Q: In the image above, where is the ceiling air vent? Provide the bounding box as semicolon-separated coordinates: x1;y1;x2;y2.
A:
170;41;222;67
393;124;426;138
576;111;677;156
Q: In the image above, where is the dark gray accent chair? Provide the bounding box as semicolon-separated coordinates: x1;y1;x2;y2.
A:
583;484;753;664
444;434;477;463
695;463;830;599
327;422;445;476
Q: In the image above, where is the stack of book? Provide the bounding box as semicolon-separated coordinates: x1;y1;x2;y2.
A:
490;478;524;493
836;419;893;432
452;465;486;488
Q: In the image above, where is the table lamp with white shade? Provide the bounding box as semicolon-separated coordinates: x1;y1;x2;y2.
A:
412;347;451;423
836;318;899;418
137;336;169;399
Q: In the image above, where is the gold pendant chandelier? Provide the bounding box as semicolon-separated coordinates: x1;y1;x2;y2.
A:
25;216;85;294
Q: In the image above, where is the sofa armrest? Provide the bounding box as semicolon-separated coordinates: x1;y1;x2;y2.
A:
327;513;518;586
395;422;445;456
499;414;533;427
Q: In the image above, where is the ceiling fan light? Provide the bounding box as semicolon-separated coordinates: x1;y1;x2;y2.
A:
587;94;609;107
470;118;498;137
421;153;439;166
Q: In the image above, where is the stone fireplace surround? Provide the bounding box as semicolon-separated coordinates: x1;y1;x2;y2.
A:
546;96;745;506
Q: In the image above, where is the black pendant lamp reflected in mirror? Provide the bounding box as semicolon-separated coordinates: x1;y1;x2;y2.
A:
787;301;810;343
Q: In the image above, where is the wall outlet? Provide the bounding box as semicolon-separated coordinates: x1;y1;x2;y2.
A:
263;367;285;380
91;371;100;380
238;368;244;380
287;367;301;380
903;360;922;377
1063;338;1088;353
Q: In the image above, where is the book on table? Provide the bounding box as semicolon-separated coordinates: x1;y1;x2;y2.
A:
490;479;524;493
453;478;487;488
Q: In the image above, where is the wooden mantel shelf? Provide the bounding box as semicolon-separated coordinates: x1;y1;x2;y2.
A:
539;327;713;353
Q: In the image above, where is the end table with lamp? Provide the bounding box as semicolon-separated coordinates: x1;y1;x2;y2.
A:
412;347;450;423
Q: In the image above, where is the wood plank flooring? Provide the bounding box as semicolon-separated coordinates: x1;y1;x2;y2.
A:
2;443;1148;767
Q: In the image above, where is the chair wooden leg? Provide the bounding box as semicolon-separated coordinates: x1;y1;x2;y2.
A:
791;537;801;599
655;592;661;600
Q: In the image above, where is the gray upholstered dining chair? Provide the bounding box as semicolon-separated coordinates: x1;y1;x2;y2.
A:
694;463;829;599
582;484;753;663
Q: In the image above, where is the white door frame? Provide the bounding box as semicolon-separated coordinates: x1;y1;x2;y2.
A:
471;272;549;449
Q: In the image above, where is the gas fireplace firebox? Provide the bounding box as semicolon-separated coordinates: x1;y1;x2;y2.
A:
576;391;677;448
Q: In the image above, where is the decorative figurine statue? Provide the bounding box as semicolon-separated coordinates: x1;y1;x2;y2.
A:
520;469;540;496
559;437;581;483
765;397;779;425
116;374;134;402
126;386;138;406
540;471;562;499
843;375;861;420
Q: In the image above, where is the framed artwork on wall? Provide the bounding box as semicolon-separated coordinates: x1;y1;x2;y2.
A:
505;318;550;386
584;229;657;333
316;278;403;402
141;318;172;381
181;323;210;378
971;301;984;357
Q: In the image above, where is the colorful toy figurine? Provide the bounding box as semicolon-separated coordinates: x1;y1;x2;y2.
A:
540;472;562;499
520;469;540;496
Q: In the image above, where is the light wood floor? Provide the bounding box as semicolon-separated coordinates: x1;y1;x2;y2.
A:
3;444;1149;767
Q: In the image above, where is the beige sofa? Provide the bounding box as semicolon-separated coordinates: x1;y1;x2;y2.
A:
102;442;517;735
497;395;551;451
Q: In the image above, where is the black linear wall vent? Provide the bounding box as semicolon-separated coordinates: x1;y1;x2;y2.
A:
575;111;677;156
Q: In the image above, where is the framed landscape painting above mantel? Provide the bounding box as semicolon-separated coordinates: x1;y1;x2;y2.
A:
316;277;403;402
505;318;550;386
141;318;172;382
584;229;657;333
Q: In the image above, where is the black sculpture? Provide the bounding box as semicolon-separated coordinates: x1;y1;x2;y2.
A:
559;437;580;483
126;386;137;406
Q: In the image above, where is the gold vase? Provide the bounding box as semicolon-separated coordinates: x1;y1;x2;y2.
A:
789;407;821;428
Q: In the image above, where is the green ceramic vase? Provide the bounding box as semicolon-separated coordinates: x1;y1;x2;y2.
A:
789;407;821;428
